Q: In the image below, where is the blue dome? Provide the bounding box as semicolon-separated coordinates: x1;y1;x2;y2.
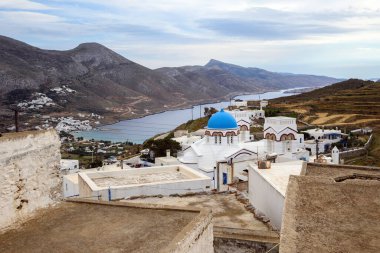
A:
207;109;238;130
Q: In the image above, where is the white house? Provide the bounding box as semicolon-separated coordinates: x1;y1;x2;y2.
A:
225;109;265;122
303;128;342;143
60;159;79;171
231;99;247;108
303;128;343;155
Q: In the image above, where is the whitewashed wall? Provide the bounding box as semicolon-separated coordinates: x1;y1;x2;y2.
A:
248;165;285;229
0;130;61;230
78;166;212;200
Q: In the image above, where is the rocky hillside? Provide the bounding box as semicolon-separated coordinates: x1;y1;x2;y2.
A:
0;35;340;131
156;59;340;93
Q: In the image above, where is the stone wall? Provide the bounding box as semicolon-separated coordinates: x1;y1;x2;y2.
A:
214;237;278;253
0;130;61;230
163;209;214;253
340;133;373;160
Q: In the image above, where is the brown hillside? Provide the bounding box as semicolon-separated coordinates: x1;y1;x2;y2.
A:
271;79;380;127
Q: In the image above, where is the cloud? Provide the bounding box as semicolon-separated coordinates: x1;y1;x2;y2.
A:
0;0;53;10
198;19;350;40
0;0;379;78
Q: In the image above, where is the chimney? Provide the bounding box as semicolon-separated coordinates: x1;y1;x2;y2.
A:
166;149;171;158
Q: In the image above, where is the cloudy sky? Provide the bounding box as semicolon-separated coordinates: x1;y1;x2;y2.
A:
1;0;380;78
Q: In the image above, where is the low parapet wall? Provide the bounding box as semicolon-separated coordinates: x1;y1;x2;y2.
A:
0;130;61;230
67;199;214;253
78;165;212;200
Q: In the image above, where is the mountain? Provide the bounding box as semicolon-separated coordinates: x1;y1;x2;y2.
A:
0;36;190;116
156;59;340;92
0;35;340;130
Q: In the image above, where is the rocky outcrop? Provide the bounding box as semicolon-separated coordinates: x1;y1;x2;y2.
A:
0;129;61;230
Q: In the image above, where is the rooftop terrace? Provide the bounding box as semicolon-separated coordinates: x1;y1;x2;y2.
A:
280;163;380;253
123;192;279;243
0;200;203;253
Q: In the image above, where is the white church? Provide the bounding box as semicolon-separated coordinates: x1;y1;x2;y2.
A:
177;109;309;190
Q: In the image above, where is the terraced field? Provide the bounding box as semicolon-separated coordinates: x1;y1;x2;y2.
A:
271;79;380;166
272;79;380;128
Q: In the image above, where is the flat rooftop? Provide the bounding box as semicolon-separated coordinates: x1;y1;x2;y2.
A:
249;160;304;196
281;175;380;253
0;201;197;253
83;165;209;189
304;163;380;178
92;171;189;186
123;193;279;242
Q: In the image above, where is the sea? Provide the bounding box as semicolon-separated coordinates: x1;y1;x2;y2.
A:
73;88;304;144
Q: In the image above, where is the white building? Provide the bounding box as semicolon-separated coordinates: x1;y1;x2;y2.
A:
303;128;342;143
231;99;247;108
155;150;181;166
172;135;202;149
77;165;211;200
264;117;307;160
177;111;308;190
260;100;268;110
248;160;305;229
60;159;79;171
303;128;343;155
225;109;265;122
63;173;79;198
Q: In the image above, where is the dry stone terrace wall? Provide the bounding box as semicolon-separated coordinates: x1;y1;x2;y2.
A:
0;129;62;230
339;133;373;160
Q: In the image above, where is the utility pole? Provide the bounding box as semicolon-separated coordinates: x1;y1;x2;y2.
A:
315;139;319;161
14;109;19;132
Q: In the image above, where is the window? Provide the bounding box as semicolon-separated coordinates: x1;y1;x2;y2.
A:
214;136;217;144
300;138;302;143
219;136;222;144
230;136;233;144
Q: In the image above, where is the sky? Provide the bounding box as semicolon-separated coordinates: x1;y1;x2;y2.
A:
0;0;380;79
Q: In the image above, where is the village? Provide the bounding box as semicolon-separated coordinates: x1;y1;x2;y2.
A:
1;95;377;252
1;0;380;251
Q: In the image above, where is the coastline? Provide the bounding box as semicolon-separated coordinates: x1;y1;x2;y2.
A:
83;88;278;131
72;86;311;143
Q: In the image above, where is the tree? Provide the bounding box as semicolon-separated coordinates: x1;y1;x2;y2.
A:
143;138;181;157
204;107;209;116
204;107;218;117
